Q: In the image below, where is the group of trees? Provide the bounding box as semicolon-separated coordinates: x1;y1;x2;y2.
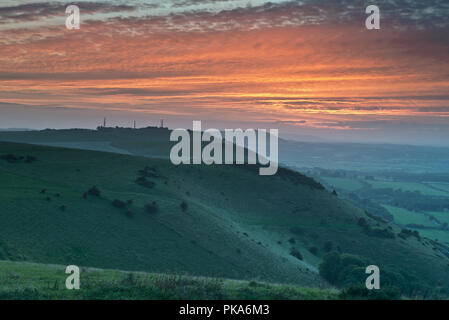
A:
83;186;101;198
138;166;165;179
357;217;395;239
145;202;159;214
360;188;449;212
135;165;166;189
135;176;155;189
319;251;435;299
290;248;303;260
112;199;134;217
0;154;37;163
81;184;189;218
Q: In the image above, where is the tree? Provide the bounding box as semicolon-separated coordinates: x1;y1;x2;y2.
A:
145;201;159;214
290;248;303;260
135;177;155;189
87;186;101;197
180;201;188;212
25;155;37;163
112;199;126;209
319;251;342;284
323;241;333;252
125;211;134;218
308;246;319;256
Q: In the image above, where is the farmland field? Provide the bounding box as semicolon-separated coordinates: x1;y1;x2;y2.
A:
368;181;448;197
383;206;434;227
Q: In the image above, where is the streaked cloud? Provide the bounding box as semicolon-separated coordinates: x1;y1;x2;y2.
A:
0;0;448;144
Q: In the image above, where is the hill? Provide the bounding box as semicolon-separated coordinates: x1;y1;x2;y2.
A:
1;128;449;173
0;140;448;297
0;127;171;158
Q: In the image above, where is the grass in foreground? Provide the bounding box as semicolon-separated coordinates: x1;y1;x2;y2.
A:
0;260;338;300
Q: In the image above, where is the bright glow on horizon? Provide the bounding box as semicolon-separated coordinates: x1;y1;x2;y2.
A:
0;0;448;145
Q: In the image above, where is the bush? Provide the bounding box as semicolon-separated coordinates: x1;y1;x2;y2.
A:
290;248;303;260
138;166;164;179
59;205;67;212
125;211;133;218
308;246;319;256
357;218;368;227
25;155;37;163
180;201;188;212
319;252;367;286
135;177;155;189
0;154;21;163
323;241;333;252
399;228;420;240
112;199;126;209
319;252;342;284
339;285;401;300
319;251;423;297
145;202;159;214
363;226;395;239
87;186;101;197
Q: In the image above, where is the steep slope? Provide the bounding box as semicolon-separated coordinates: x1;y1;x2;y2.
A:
0;141;322;286
0;141;448;291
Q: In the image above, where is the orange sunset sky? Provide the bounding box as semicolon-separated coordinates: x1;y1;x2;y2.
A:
0;0;448;145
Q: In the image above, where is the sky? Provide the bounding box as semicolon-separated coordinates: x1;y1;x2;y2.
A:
0;0;448;145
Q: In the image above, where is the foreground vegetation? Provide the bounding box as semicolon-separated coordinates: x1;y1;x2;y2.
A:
319;251;449;299
2;260;443;300
0;261;338;300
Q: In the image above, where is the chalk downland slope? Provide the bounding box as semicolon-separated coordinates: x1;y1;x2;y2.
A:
0;141;448;292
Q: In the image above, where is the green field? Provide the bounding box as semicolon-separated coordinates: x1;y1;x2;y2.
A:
408;229;449;246
368;181;448;197
427;211;449;225
428;183;449;194
382;206;449;245
383;205;434;227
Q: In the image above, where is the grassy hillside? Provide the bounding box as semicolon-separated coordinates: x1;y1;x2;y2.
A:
0;127;171;158
0;141;448;296
0;260;338;300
